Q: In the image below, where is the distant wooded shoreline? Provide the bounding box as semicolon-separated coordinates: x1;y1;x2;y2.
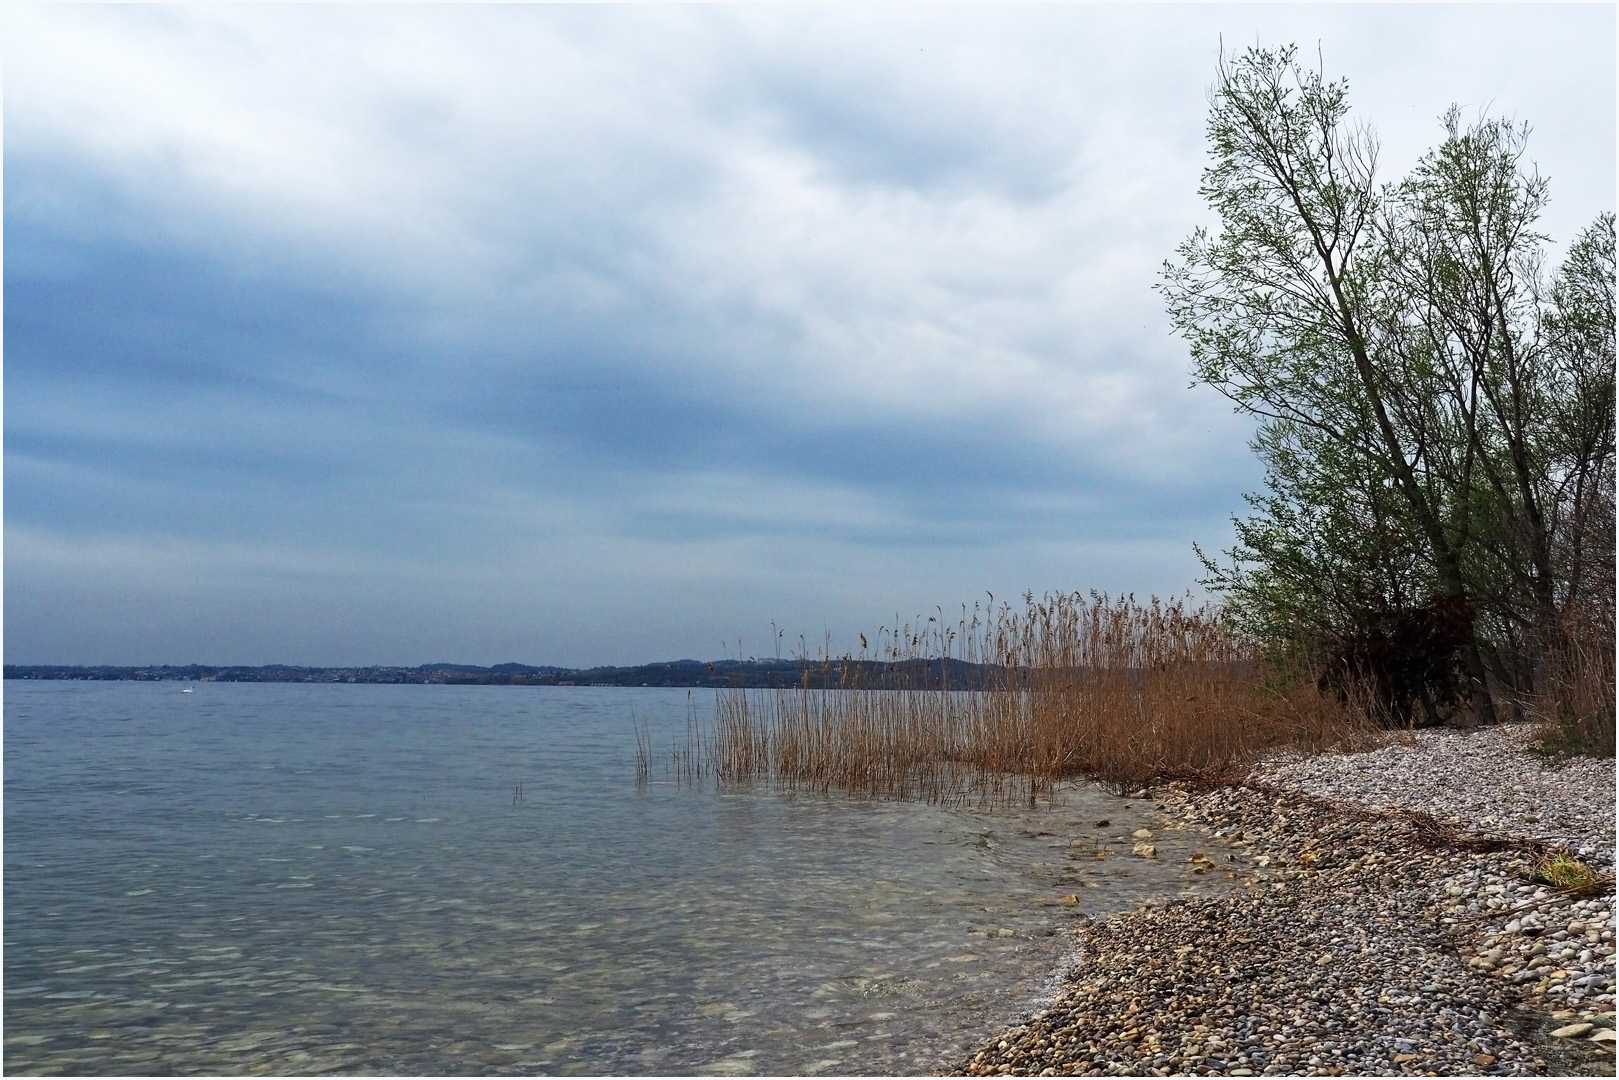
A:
2;658;1002;690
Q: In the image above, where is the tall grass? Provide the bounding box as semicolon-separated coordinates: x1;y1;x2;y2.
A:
703;592;1373;804
1528;602;1617;759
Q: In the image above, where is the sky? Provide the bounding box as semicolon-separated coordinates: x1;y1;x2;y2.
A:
5;4;1614;667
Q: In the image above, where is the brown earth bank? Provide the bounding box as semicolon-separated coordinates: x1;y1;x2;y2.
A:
960;732;1616;1078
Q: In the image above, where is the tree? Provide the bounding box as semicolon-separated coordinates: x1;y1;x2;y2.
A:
1162;44;1615;728
1539;214;1616;635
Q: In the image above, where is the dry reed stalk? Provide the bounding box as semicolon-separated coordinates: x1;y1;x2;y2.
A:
633;714;652;786
1527;604;1617;758
687;592;1377;803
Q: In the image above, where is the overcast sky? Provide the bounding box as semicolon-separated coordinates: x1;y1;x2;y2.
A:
6;4;1613;667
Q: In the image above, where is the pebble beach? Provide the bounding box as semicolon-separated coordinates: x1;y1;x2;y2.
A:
962;725;1616;1077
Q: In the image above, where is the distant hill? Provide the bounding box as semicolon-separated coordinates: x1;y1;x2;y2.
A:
3;658;1003;690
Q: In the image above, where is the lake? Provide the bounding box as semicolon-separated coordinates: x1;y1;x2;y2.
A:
4;681;1229;1075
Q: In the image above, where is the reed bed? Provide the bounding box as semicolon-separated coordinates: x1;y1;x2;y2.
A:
1527;601;1618;759
700;593;1374;804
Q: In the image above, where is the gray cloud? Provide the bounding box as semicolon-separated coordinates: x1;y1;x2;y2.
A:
6;4;1612;664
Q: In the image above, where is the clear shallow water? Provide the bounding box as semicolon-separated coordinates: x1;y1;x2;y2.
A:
4;682;1232;1076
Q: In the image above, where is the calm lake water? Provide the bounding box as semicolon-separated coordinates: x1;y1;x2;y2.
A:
4;681;1231;1076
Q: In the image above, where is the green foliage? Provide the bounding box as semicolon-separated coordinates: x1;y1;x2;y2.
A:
1532;852;1601;891
1163;44;1616;735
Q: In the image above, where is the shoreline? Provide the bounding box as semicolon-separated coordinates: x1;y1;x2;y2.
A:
961;726;1616;1077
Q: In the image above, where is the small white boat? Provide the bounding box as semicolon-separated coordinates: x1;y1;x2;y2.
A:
182;686;196;694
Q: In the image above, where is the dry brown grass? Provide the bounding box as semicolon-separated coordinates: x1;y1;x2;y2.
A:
1527;606;1617;759
703;592;1375;804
